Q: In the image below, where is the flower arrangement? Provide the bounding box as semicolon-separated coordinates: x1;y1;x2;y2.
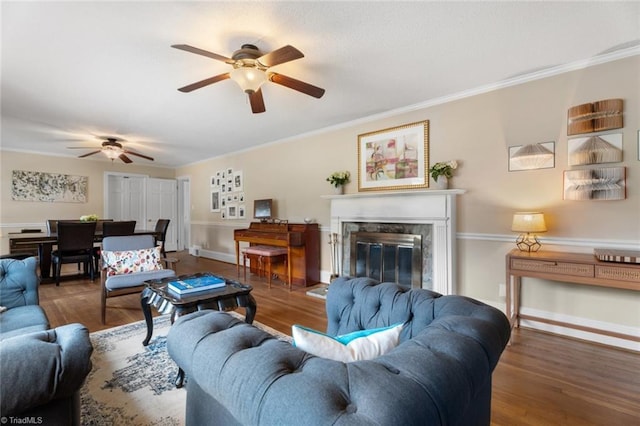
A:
80;214;99;222
326;171;351;187
429;160;458;182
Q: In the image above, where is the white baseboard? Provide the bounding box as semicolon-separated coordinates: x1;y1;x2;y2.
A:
479;299;639;352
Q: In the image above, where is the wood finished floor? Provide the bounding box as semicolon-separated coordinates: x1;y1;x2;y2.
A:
39;251;640;425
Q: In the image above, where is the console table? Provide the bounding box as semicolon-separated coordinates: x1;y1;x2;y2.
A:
505;249;640;343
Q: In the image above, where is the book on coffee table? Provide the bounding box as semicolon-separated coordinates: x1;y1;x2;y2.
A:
168;275;226;295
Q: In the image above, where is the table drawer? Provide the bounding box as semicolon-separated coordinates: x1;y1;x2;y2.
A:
596;265;640;283
511;259;594;277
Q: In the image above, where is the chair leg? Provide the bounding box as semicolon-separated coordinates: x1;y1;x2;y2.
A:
55;261;61;286
101;287;107;325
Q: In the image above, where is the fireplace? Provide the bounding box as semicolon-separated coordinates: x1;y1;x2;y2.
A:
344;222;430;289
350;231;422;288
325;189;464;294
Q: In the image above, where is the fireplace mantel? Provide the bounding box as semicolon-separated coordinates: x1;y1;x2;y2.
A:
323;189;465;294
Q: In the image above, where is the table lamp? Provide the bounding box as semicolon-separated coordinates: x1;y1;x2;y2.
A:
511;212;547;252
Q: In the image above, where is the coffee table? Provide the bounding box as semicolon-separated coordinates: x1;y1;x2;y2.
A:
141;272;257;387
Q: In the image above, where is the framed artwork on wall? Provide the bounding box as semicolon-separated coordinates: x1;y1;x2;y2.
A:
568;133;622;166
508;142;555;171
563;167;626;201
210;190;220;212
357;120;429;191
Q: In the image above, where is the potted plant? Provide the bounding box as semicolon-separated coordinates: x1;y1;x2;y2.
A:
429;161;458;189
80;214;99;222
326;171;351;194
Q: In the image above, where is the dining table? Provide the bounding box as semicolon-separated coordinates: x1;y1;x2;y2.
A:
8;228;161;281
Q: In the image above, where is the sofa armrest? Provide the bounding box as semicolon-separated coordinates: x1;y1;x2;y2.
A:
168;310;505;426
0;323;93;416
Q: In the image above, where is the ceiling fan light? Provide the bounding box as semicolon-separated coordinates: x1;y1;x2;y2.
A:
230;67;267;94
103;146;123;160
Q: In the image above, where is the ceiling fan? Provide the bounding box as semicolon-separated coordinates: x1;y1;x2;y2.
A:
67;136;154;163
172;43;325;113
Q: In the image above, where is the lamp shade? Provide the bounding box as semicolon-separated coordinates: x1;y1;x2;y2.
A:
511;212;547;233
230;67;267;94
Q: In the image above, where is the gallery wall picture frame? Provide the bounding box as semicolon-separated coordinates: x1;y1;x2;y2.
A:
210;190;221;212
357;120;429;191
233;170;244;192
239;204;246;219
568;133;622;166
563;167;626;201
227;204;238;219
508;142;555;171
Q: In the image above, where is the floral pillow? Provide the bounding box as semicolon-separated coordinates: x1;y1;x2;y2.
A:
102;246;163;276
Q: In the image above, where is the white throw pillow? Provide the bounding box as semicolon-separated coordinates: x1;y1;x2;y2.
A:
292;323;403;362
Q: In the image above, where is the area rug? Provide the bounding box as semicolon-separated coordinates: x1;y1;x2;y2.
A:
81;312;290;425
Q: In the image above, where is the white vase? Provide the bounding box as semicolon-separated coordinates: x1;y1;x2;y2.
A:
433;176;448;190
334;185;344;195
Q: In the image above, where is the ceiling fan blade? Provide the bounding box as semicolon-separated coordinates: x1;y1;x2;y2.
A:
78;150;101;158
124;150;154;161
119;154;133;164
171;44;232;63
258;45;304;67
178;73;230;92
68;146;99;149
249;89;266;114
269;73;325;98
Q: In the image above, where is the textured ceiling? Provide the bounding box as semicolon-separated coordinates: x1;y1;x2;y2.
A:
2;1;639;167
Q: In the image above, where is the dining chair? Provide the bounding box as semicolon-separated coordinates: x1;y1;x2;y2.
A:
154;219;171;257
95;219;114;233
100;235;176;324
102;220;136;236
51;221;97;286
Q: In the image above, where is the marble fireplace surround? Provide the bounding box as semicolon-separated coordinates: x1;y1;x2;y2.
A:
325;189;464;295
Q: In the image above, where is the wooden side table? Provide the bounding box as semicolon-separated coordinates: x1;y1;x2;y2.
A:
505;249;640;343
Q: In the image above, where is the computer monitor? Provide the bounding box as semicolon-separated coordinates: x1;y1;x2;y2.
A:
254;199;273;222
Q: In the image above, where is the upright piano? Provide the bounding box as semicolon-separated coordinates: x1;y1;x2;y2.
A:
234;222;320;287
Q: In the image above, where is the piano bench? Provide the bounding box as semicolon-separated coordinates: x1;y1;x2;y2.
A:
242;246;290;290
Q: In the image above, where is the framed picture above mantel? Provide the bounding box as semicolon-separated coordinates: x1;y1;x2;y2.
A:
357;120;429;192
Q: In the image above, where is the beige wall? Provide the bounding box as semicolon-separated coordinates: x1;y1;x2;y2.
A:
0;151;174;251
2;56;638;345
177;56;639;342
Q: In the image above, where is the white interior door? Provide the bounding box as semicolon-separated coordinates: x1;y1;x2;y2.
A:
177;177;191;251
146;178;178;252
106;174;145;226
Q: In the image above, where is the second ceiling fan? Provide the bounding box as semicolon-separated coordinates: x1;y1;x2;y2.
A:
172;43;325;113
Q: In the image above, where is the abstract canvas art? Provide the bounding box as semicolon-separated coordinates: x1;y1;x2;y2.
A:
11;170;88;203
358;120;429;191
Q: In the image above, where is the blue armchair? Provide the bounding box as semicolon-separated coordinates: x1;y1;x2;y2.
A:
167;276;511;425
0;257;49;340
0;257;93;425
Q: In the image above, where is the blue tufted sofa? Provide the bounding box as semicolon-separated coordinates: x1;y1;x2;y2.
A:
167;276;510;425
0;257;93;425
